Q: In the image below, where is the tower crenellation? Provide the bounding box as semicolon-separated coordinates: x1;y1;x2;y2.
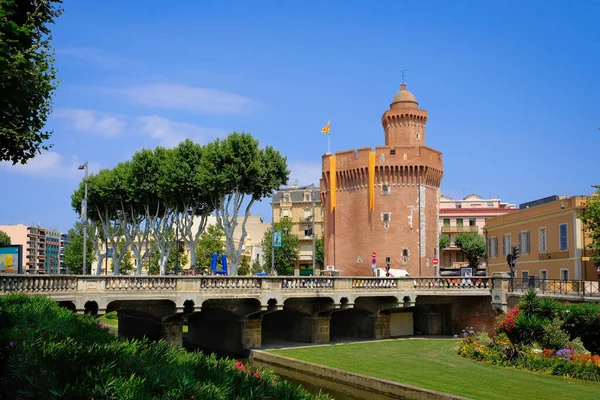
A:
320;82;443;277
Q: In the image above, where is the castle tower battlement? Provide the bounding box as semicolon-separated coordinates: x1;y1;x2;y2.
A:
320;84;443;277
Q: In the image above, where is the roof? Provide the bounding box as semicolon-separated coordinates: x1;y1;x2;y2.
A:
391;84;418;109
272;185;320;203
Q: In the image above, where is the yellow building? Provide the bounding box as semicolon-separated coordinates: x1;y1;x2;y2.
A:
271;183;323;272
485;195;597;281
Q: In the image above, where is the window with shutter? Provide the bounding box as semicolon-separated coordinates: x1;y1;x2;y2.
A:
538;228;547;252
559;223;568;251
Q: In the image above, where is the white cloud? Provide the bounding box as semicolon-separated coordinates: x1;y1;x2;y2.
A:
287;160;323;186
59;47;140;70
54;109;125;138
134;116;226;147
54;108;226;147
0;151;101;180
118;83;255;114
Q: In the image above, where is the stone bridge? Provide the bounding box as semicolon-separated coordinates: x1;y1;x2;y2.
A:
1;274;509;356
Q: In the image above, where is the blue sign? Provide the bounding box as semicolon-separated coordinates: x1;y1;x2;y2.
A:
273;231;282;247
0;245;22;273
106;248;113;258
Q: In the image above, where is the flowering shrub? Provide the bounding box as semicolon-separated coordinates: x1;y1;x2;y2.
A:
0;294;330;400
498;306;519;333
457;290;600;382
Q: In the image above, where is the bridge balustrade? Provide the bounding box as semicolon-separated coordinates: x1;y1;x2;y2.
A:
0;275;78;293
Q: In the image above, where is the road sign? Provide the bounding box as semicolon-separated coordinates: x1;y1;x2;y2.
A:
372;252;376;258
432;258;439;266
582;256;590;261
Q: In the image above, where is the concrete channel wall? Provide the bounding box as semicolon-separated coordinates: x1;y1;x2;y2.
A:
250;350;470;400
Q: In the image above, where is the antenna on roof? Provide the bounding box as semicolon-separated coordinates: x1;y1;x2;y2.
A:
401;67;407;84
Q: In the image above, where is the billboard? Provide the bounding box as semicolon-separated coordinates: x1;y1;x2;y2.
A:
0;245;22;273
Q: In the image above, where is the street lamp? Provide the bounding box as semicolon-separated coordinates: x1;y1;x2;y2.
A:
78;161;89;275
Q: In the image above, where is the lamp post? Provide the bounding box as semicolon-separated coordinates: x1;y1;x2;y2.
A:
311;183;317;275
78;161;89;275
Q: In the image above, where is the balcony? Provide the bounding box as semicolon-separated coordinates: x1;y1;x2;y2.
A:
441;225;479;233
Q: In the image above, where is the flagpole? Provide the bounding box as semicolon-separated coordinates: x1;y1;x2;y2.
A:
328;133;331;154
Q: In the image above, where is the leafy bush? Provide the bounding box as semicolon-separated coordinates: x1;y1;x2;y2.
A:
512;314;546;344
104;311;118;320
561;303;600;355
538;297;562;320
540;318;570;350
518;290;541;317
0;294;329;400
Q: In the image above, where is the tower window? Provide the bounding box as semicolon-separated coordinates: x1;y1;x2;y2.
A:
403;152;408;160
390;149;396;156
382;184;390;195
382;212;391;228
416;133;420;139
402;249;409;264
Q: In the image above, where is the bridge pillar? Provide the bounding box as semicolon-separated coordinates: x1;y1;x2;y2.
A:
118;313;161;341
311;315;331;344
491;272;510;313
161;320;183;347
372;313;391;339
240;316;262;350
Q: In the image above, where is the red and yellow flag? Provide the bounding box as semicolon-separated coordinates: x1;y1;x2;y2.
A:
321;119;331;134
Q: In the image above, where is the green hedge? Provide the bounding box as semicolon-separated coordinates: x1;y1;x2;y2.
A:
0;294;329;400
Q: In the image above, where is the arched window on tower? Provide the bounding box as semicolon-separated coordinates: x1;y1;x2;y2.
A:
402;249;409;264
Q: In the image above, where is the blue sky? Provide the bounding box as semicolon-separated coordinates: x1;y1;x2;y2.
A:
1;0;599;233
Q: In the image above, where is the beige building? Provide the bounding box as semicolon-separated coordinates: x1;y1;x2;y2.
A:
271;183;323;272
485;195;597;281
0;224;50;274
439;194;516;272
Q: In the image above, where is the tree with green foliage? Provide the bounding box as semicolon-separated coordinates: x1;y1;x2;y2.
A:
0;230;11;246
201;133;289;275
238;256;251;276
145;238;188;275
439;234;450;252
0;0;63;165
454;232;486;268
580;191;600;263
261;218;299;276
111;240;134;275
195;224;225;273
251;257;264;274
315;237;324;270
63;222;95;274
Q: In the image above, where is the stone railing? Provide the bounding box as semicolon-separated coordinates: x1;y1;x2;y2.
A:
0;275;78;293
353;278;396;289
199;277;261;290
105;277;178;291
413;277;491;290
0;274;495;295
281;277;334;289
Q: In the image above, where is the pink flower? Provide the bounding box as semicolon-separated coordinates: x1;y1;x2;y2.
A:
9;342;14;347
98;322;105;329
235;361;245;371
254;372;261;379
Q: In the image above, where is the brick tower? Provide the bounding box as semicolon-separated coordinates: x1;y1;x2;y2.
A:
320;83;443;276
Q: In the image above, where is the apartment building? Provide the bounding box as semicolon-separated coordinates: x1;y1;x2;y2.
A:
59;233;71;274
485;195;596;281
439;194;516;272
272;183;323;273
0;224;49;273
45;229;61;274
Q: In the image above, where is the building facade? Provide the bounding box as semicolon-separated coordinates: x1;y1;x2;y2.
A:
439;194;516;273
485;195;596;281
45;229;61;274
271;184;323;272
59;233;71;274
320;84;443;276
0;224;50;274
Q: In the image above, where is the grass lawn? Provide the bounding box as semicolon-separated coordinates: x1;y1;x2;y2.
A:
269;339;600;400
95;316;188;333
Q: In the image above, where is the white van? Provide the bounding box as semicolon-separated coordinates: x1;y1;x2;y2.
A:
375;268;410;278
